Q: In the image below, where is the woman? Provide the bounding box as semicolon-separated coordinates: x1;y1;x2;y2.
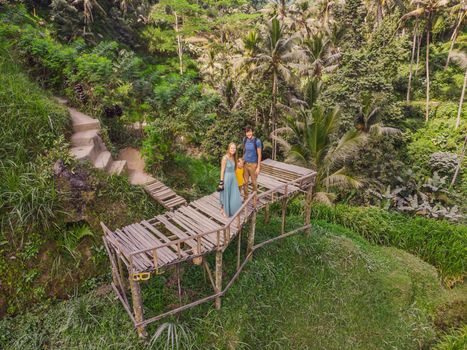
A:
218;142;242;217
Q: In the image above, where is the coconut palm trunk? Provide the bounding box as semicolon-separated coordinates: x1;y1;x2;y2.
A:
425;17;431;122
271;70;278;160
445;13;465;69
415;31;422;75
375;0;383;28
407;25;418;101
174;11;183;75
456;67;467;129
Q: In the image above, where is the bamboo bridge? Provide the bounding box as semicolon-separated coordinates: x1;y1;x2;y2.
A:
101;159;316;337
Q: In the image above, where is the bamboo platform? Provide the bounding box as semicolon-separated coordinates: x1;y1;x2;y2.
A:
101;159;316;337
144;179;187;210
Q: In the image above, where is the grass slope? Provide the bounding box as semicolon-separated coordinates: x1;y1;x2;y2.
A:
0;41;163;316
1;213;463;350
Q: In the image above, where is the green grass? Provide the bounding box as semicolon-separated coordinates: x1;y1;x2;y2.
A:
1;213;464;349
311;203;467;283
0;41;70;240
0;43;164;316
434;325;467;350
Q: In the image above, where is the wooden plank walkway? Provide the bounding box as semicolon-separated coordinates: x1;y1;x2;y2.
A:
144;179;187;210
104;160;316;273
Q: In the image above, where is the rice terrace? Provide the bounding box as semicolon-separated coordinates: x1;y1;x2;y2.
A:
0;0;466;349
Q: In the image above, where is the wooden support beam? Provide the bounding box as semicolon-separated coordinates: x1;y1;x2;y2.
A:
247;210;257;260
117;254;127;292
215;251;223;310
176;264;182;306
264;203;270;224
203;260;216;291
305;185;313;235
129;278;147;338
237;229;242;269
281;198;287;235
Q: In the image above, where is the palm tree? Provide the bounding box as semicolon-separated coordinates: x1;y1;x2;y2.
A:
302;32;340;79
150;0;202;75
261;0;289;22
288;0;315;39
248;18;300;159
366;0;397;28
406;5;420;102
72;0;106;25
272;80;367;203
402;0;448;122
199;48;222;88
449;50;467;129
315;0;341;28
445;0;466;68
355;94;401;135
243;30;261;57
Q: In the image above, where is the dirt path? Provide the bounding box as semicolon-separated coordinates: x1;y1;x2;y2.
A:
117;147;156;185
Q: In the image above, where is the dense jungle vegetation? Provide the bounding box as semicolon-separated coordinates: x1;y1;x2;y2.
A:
0;0;466;348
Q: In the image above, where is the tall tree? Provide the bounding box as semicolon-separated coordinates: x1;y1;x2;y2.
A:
288;0;315;39
445;0;466;68
72;0;106;26
402;0;448;122
302;32;340;79
247;18;300;159
355;94;401;135
148;0;204;75
450;50;467;129
271;80;367;203
406;7;420;102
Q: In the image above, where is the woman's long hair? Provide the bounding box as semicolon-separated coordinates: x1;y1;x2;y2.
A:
225;142;238;169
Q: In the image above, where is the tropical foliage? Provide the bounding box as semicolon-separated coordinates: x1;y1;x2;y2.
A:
0;0;465;347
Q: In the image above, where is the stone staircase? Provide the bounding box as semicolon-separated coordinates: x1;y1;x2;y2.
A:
56;98;186;210
58;99;127;175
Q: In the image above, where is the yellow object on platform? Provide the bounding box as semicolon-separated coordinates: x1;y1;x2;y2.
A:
132;272;151;281
236;168;244;186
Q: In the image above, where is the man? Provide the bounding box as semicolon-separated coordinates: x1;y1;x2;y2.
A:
243;126;262;198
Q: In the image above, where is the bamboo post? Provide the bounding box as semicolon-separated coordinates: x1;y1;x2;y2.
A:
176;264;182;306
236;229;242;269
109;251;120;290
129;277;147;338
247;210;257;260
305;185;313;235
281;197;287;235
116;254;127;292
281;185;288;235
264;203;270;224
226;226;231;244
215;250;223;310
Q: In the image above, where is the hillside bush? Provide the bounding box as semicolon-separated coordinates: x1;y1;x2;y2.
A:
311;203;467;282
0;45;69;241
407;117;466;172
0;40;163;316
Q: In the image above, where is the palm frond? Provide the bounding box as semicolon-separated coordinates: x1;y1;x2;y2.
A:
324;167;364;189
313;191;335;205
270;127;293;153
324;130;367;168
285;147;309;167
369;124;402;136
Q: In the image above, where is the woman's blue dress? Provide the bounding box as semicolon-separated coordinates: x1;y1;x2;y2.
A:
220;158;242;217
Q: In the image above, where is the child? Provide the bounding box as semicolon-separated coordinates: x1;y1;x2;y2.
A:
236;158;245;196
